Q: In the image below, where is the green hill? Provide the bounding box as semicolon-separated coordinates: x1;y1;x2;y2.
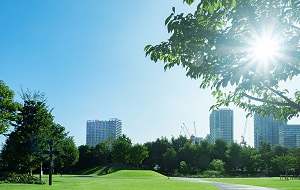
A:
100;170;167;179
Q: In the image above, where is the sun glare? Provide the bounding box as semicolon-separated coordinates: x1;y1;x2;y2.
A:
250;37;279;64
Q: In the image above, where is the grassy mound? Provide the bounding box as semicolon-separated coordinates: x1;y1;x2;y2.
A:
100;170;166;179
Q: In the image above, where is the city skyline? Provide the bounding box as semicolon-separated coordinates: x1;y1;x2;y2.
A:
1;1;300;148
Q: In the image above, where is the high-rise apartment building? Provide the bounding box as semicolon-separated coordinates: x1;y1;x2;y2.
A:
254;114;286;149
209;109;234;144
86;118;122;147
279;124;300;149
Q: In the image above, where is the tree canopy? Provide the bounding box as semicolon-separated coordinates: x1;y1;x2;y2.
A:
111;135;132;164
145;0;300;121
1;90;69;175
0;81;19;134
129;144;149;168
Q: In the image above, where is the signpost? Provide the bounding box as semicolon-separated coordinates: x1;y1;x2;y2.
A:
43;141;59;186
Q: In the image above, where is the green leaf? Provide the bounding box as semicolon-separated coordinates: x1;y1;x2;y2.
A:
231;0;236;6
165;14;173;25
167;20;174;33
208;3;214;14
144;45;151;51
183;0;195;5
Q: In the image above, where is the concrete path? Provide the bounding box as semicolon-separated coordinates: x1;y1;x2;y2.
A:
173;177;280;190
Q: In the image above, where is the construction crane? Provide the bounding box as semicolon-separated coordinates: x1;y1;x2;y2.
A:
241;118;248;146
193;121;197;138
183;123;191;137
181;126;188;137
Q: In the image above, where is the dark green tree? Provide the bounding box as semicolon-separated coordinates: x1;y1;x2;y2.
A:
111;135;132;164
2;91;65;175
226;142;241;173
129;144;149;168
177;142;199;173
179;160;190;175
0;80;19;134
195;140;213;171
74;145;94;171
288;148;300;174
143;137;171;169
273;145;289;156
171;135;190;152
258;142;273;175
145;0;300;121
93;141;111;165
239;146;259;174
270;145;290;175
272;154;296;177
54;137;79;174
212;138;228;162
162;148;178;175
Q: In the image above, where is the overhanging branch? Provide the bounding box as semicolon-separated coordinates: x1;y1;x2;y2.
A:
242;92;291;107
263;84;300;111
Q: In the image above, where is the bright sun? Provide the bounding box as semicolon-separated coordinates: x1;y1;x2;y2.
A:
250;37;279;64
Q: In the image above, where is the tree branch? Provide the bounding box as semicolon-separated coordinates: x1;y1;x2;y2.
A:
285;22;300;31
242;92;290;107
263;83;300;110
242;90;300;111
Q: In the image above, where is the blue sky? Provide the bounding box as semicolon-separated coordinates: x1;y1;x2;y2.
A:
1;1;299;147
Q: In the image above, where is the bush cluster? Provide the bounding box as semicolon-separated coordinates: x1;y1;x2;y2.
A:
0;172;44;184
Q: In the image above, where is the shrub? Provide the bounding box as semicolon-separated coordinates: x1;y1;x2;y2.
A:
199;170;224;178
0;172;44;184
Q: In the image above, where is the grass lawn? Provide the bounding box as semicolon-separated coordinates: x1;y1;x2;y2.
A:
206;177;300;190
0;170;217;190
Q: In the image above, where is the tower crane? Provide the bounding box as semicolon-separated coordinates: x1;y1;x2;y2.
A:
241;118;248;146
181;126;187;137
183;123;191;137
193;121;197;138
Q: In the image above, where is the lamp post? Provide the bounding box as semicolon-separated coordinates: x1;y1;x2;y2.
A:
43;141;59;185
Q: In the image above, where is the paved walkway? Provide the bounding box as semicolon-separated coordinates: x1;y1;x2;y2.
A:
174;177;280;190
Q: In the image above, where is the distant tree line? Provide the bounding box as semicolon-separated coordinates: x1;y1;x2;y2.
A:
72;135;149;172
142;136;300;177
72;135;300;177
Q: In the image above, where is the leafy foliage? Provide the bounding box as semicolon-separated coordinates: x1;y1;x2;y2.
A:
144;137;171;169
162;148;178;174
0;81;19;134
1;90;68;175
209;159;225;172
111;135;132;164
0;172;44;184
54;137;79;173
74;145;95;171
145;0;300;121
129;144;149;168
47;135;300;177
272;155;297;173
93;141;111;165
